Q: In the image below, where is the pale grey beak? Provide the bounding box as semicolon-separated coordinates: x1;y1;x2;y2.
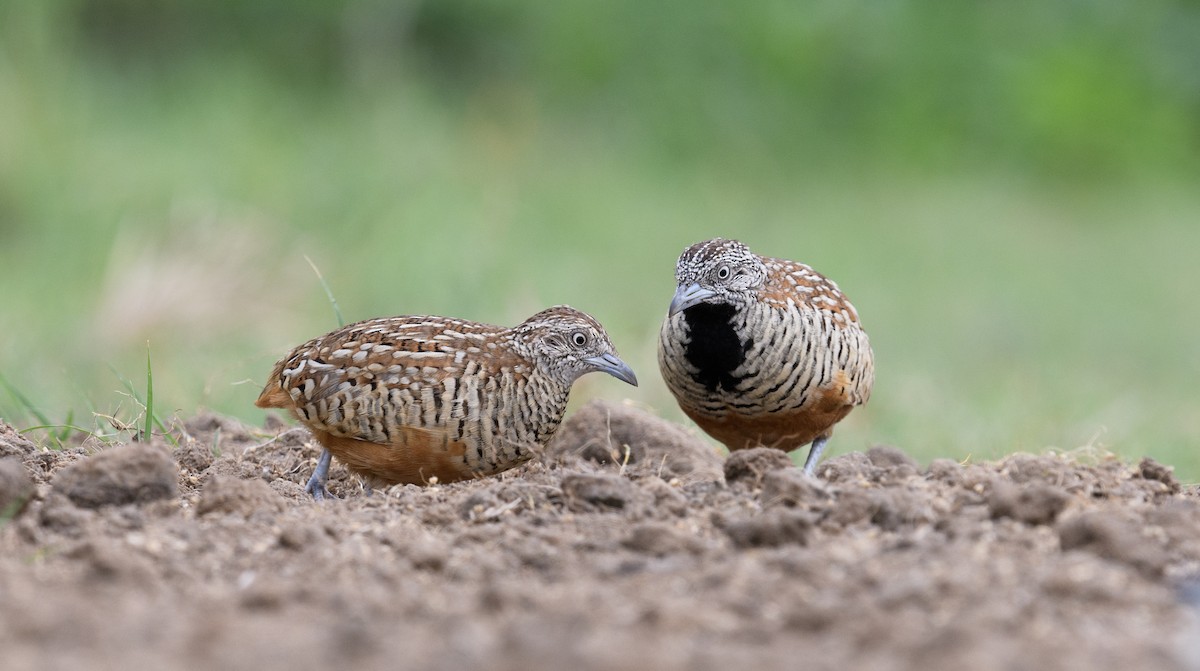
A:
583;353;638;387
668;283;717;316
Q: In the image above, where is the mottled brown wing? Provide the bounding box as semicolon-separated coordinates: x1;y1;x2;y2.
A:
257;315;508;442
758;256;863;324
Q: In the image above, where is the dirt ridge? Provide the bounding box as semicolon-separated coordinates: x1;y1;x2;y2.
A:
1;401;1199;671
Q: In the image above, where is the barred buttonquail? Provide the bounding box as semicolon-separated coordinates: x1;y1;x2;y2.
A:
257;306;637;499
658;239;874;475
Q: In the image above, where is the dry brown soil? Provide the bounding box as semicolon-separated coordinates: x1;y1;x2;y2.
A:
2;400;1200;671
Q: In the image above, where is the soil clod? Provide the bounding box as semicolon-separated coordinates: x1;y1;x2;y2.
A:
988;480;1071;525
561;473;642;513
721;508;814;548
1059;510;1169;578
197;475;286;517
50;443;178;509
0;422;37;459
724;447;795;488
1138;457;1181;494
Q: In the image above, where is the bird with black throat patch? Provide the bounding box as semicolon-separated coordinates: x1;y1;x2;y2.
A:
657;238;874;475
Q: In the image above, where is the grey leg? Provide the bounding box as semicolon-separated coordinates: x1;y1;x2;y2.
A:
305;449;336;501
802;435;829;476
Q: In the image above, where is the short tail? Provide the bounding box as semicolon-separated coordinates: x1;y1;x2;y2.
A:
254;359;290;409
255;383;291;409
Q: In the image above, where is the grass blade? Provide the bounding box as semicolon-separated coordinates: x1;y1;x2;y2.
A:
20;424;108;441
144;342;154;442
304;255;345;327
108;362;177;446
0;372;52;428
57;409;74;443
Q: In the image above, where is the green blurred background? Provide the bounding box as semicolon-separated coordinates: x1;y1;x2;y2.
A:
2;1;1198;477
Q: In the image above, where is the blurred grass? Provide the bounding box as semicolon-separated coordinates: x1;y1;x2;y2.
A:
1;1;1198;477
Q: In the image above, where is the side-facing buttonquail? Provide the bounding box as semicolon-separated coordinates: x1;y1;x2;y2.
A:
257;305;638;499
658;238;874;475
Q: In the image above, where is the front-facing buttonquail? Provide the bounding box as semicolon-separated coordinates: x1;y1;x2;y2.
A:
257;305;638;499
657;238;874;475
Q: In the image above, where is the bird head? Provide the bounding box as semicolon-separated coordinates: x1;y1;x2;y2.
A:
515;306;638;387
669;238;768;315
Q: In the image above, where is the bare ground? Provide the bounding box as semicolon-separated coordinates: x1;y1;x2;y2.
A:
2;400;1199;671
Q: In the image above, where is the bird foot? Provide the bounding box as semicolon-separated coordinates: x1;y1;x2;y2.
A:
802;436;829;477
305;449;337;501
305;479;336;501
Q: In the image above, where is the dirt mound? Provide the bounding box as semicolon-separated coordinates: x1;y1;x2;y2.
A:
0;420;37;458
1;407;1199;671
548;398;724;482
51;442;179;508
196;475;287;517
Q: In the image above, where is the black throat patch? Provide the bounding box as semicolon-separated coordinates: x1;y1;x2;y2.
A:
682;302;751;392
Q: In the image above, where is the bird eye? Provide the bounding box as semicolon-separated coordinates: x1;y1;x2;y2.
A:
571;331;588;347
716;266;731;280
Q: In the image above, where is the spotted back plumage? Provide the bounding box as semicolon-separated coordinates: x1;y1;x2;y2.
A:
658;238;874;462
258;305;636;487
